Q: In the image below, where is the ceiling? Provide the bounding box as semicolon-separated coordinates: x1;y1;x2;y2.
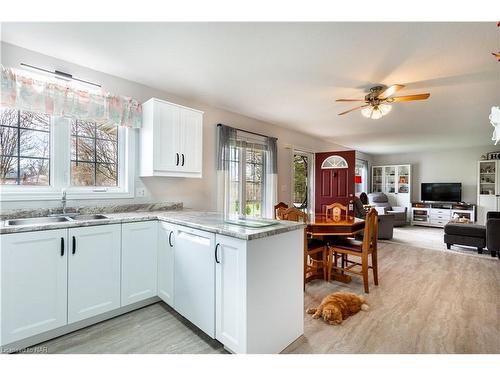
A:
1;22;499;154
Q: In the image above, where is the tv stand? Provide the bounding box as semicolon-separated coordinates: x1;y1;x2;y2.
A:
411;202;476;228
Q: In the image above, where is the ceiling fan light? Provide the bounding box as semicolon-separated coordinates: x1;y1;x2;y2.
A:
361;107;373;118
371;107;383;120
379;103;392;116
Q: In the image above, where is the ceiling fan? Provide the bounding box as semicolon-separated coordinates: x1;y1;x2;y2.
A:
336;84;430;119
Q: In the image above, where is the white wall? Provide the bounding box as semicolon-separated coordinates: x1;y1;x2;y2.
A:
0;42;346;213
371;145;500;204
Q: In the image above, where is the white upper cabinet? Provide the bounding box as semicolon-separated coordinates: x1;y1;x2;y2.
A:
0;229;68;345
140;98;203;178
67;224;122;324
121;221;158;306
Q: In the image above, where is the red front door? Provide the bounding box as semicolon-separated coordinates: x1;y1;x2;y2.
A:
315;151;355;214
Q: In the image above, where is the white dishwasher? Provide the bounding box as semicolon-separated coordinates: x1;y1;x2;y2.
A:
173;226;216;338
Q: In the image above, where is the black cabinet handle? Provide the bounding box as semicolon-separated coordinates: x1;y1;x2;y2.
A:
168;231;174;247
181;154;185;166
72;236;76;254
60;237;65;256
176;153;179;166
215;243;221;264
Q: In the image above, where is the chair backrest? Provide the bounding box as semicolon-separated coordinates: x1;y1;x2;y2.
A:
276;207;308;223
359;192;368;205
274;202;289;219
362;208;378;254
325;202;348;219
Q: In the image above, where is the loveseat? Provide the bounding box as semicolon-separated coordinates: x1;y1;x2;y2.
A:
368;192;407;226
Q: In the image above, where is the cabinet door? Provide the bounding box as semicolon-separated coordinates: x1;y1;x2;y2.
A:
174;226;215;338
215;234;246;353
121;221;158;306
0;229;67;345
154;101;181;172
158;222;175;306
179;108;203;175
68;224;121;324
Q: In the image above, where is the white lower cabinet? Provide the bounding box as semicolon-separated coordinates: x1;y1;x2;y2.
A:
121;221;158;306
67;224;121;324
174;226;216;338
0;229;68;346
215;234;246;353
158;222;175;306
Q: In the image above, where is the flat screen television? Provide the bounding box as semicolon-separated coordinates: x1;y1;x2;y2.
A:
421;183;462;202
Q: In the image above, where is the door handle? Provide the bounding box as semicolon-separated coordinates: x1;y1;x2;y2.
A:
176;153;179;166
215;243;221;264
181;153;185;166
60;237;65;256
168;231;174;247
72;236;76;255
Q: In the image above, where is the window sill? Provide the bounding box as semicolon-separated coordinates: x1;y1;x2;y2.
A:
0;188;134;202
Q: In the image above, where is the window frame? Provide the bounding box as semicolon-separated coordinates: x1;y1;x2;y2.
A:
225;134;268;219
0;113;134;202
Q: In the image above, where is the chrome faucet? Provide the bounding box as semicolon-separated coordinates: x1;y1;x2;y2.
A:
61;191;67;214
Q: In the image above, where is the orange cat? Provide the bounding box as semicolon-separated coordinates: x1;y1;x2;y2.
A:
306;292;369;325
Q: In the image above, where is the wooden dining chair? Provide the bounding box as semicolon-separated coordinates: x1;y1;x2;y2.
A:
325;202;348;220
274;202;289;219
326;208;379;293
276;207;328;287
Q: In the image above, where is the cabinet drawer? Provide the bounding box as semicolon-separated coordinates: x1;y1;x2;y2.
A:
430;214;450;220
431;219;449;226
431;209;449;215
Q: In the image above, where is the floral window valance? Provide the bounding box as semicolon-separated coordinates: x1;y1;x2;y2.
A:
1;66;142;128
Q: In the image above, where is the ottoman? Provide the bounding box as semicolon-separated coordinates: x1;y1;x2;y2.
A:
444;223;486;254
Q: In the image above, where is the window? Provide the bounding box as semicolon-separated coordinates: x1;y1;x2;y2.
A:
0;106;133;201
293;153;308;210
0;108;50;185
71;120;118;186
355;159;368;194
227;139;266;218
321;155;348;169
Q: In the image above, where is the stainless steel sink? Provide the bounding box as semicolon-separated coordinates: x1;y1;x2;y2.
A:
5;214;109;226
6;216;71;226
71;214;109;221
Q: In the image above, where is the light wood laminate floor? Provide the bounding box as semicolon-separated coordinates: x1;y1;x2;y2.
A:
28;239;500;354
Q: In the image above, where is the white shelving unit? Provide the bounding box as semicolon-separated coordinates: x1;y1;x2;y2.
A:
477;160;500;225
371;164;411;218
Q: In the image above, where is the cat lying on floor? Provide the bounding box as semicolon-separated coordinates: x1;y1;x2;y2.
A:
306;292;369;325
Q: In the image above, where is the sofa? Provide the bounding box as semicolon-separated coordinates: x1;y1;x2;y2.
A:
444;211;500;258
353;195;394;240
368;192;407;226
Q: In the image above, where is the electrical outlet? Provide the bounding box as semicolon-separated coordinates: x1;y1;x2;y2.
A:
349;204;354;211
136;188;146;197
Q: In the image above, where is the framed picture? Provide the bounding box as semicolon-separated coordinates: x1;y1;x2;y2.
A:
487;151;500;160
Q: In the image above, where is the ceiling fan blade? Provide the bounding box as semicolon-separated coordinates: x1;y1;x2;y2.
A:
377;84;405;99
391;93;430;102
338;104;369;116
335;99;365;102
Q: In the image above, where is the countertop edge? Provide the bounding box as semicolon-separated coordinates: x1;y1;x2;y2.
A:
0;213;305;240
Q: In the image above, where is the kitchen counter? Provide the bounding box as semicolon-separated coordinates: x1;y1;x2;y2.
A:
0;210;304;240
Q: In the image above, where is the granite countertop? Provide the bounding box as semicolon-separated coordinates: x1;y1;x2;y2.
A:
0;209;304;241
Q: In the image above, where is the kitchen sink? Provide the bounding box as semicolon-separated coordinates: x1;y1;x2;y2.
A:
71;214;109;221
6;216;71;226
5;214;109;226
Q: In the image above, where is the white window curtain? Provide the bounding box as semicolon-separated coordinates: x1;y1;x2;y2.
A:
217;124;278;219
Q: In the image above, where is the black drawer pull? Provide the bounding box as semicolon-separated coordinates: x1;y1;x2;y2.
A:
60;237;65;256
176;153;179;166
168;231;174;247
181;153;185;166
72;236;76;254
215;243;221;264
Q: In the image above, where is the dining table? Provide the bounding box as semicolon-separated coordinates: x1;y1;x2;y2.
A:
305;213;365;284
